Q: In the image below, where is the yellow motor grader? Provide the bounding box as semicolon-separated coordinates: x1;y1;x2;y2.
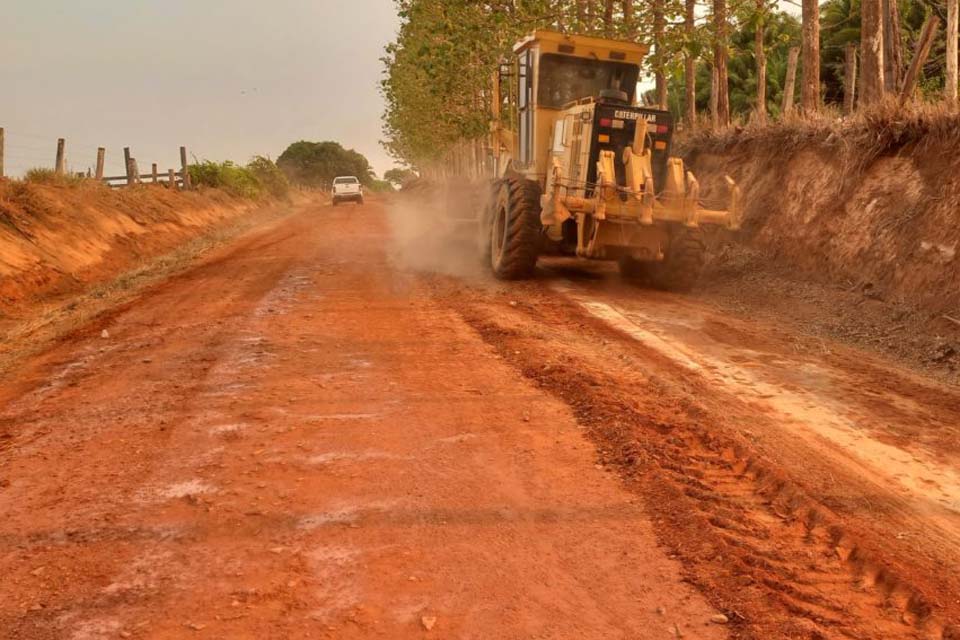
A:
481;30;741;290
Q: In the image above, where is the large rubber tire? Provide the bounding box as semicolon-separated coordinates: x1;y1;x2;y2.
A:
618;256;651;282
487;177;542;280
648;228;706;292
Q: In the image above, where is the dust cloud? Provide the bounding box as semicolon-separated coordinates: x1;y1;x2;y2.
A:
385;181;491;280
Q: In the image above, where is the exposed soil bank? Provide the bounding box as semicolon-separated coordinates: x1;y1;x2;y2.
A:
0;180;272;319
682;118;960;317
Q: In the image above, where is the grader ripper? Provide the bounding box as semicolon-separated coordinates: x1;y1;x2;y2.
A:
481;30;741;290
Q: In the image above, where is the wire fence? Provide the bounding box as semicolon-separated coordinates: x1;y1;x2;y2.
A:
0;127;192;190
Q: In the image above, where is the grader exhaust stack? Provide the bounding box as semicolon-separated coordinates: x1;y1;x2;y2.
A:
482;30;741;290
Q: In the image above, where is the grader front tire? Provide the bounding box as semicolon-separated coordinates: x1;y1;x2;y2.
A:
488;178;542;280
649;229;706;293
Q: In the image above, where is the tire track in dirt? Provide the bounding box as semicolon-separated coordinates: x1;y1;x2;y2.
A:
435;278;960;640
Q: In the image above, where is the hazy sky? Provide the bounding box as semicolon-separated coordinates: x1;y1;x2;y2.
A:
4;1;401;178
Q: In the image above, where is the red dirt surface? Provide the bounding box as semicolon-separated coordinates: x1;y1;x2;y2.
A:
2;198;958;638
0;200;726;639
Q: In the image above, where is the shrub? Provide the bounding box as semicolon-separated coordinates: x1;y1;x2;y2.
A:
23;168;85;186
366;179;395;193
246;156;289;198
188;160;261;199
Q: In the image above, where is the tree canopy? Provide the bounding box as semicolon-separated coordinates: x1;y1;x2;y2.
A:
384;167;419;187
381;0;956;169
277;141;375;188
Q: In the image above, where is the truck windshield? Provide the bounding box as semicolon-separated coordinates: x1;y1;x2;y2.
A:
537;54;639;108
334;177;359;184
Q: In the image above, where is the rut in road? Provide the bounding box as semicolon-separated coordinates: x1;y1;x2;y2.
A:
436;277;960;640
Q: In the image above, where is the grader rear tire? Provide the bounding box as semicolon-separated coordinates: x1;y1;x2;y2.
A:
618;256;651;282
648;229;706;293
487;177;542;280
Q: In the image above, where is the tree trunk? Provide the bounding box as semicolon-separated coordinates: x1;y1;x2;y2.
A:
604;0;614;35
801;0;820;112
948;0;959;103
577;0;587;30
843;44;858;114
684;0;697;126
654;0;668;109
882;0;904;92
755;0;767;122
623;0;634;36
900;15;940;102
782;46;799;114
714;0;730;125
710;65;720;128
860;0;885;106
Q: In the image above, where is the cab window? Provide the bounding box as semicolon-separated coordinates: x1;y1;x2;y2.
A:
537;55;639;108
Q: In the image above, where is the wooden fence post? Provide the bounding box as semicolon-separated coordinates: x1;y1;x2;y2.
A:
180;146;192;189
124;147;133;186
901;15;941;103
55;138;66;176
782;46;800;115
130;159;141;184
95;148;105;180
168;168;177;189
844;44;858;114
0;127;4;179
151;163;158;183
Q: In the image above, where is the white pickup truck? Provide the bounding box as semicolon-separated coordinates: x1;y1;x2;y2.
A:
332;176;364;206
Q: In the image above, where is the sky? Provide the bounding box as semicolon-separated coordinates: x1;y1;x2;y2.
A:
3;1;402;178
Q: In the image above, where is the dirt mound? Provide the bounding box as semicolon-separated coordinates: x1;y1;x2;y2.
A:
682;110;960;317
0;180;260;319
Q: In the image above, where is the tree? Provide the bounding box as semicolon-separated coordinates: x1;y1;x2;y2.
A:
801;0;821;111
860;0;885;105
381;1;557;171
882;0;904;92
714;0;731;125
684;0;697;126
277;141;375;188
384;167;419;187
754;0;769;121
820;0;862;105
948;0;958;103
654;0;669;109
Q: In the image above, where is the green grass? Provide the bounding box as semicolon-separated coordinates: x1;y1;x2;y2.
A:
188;157;290;199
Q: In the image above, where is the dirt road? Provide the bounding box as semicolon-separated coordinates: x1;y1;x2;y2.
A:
2;198;959;639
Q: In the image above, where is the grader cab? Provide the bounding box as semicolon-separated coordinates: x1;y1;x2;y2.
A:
483;30;741;290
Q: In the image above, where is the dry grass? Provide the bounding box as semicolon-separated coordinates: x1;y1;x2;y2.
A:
678;99;960;167
23;167;89;186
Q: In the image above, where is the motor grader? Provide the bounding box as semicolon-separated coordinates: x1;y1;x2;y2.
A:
481;30;741;290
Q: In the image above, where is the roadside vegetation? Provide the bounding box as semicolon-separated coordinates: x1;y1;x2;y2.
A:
277;141;375;189
22;168;87;186
188;156;290;199
13;143;402;201
381;0;960;171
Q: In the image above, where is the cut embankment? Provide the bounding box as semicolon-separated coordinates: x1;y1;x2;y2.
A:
682;110;960;317
0;180;274;318
0;179;306;371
